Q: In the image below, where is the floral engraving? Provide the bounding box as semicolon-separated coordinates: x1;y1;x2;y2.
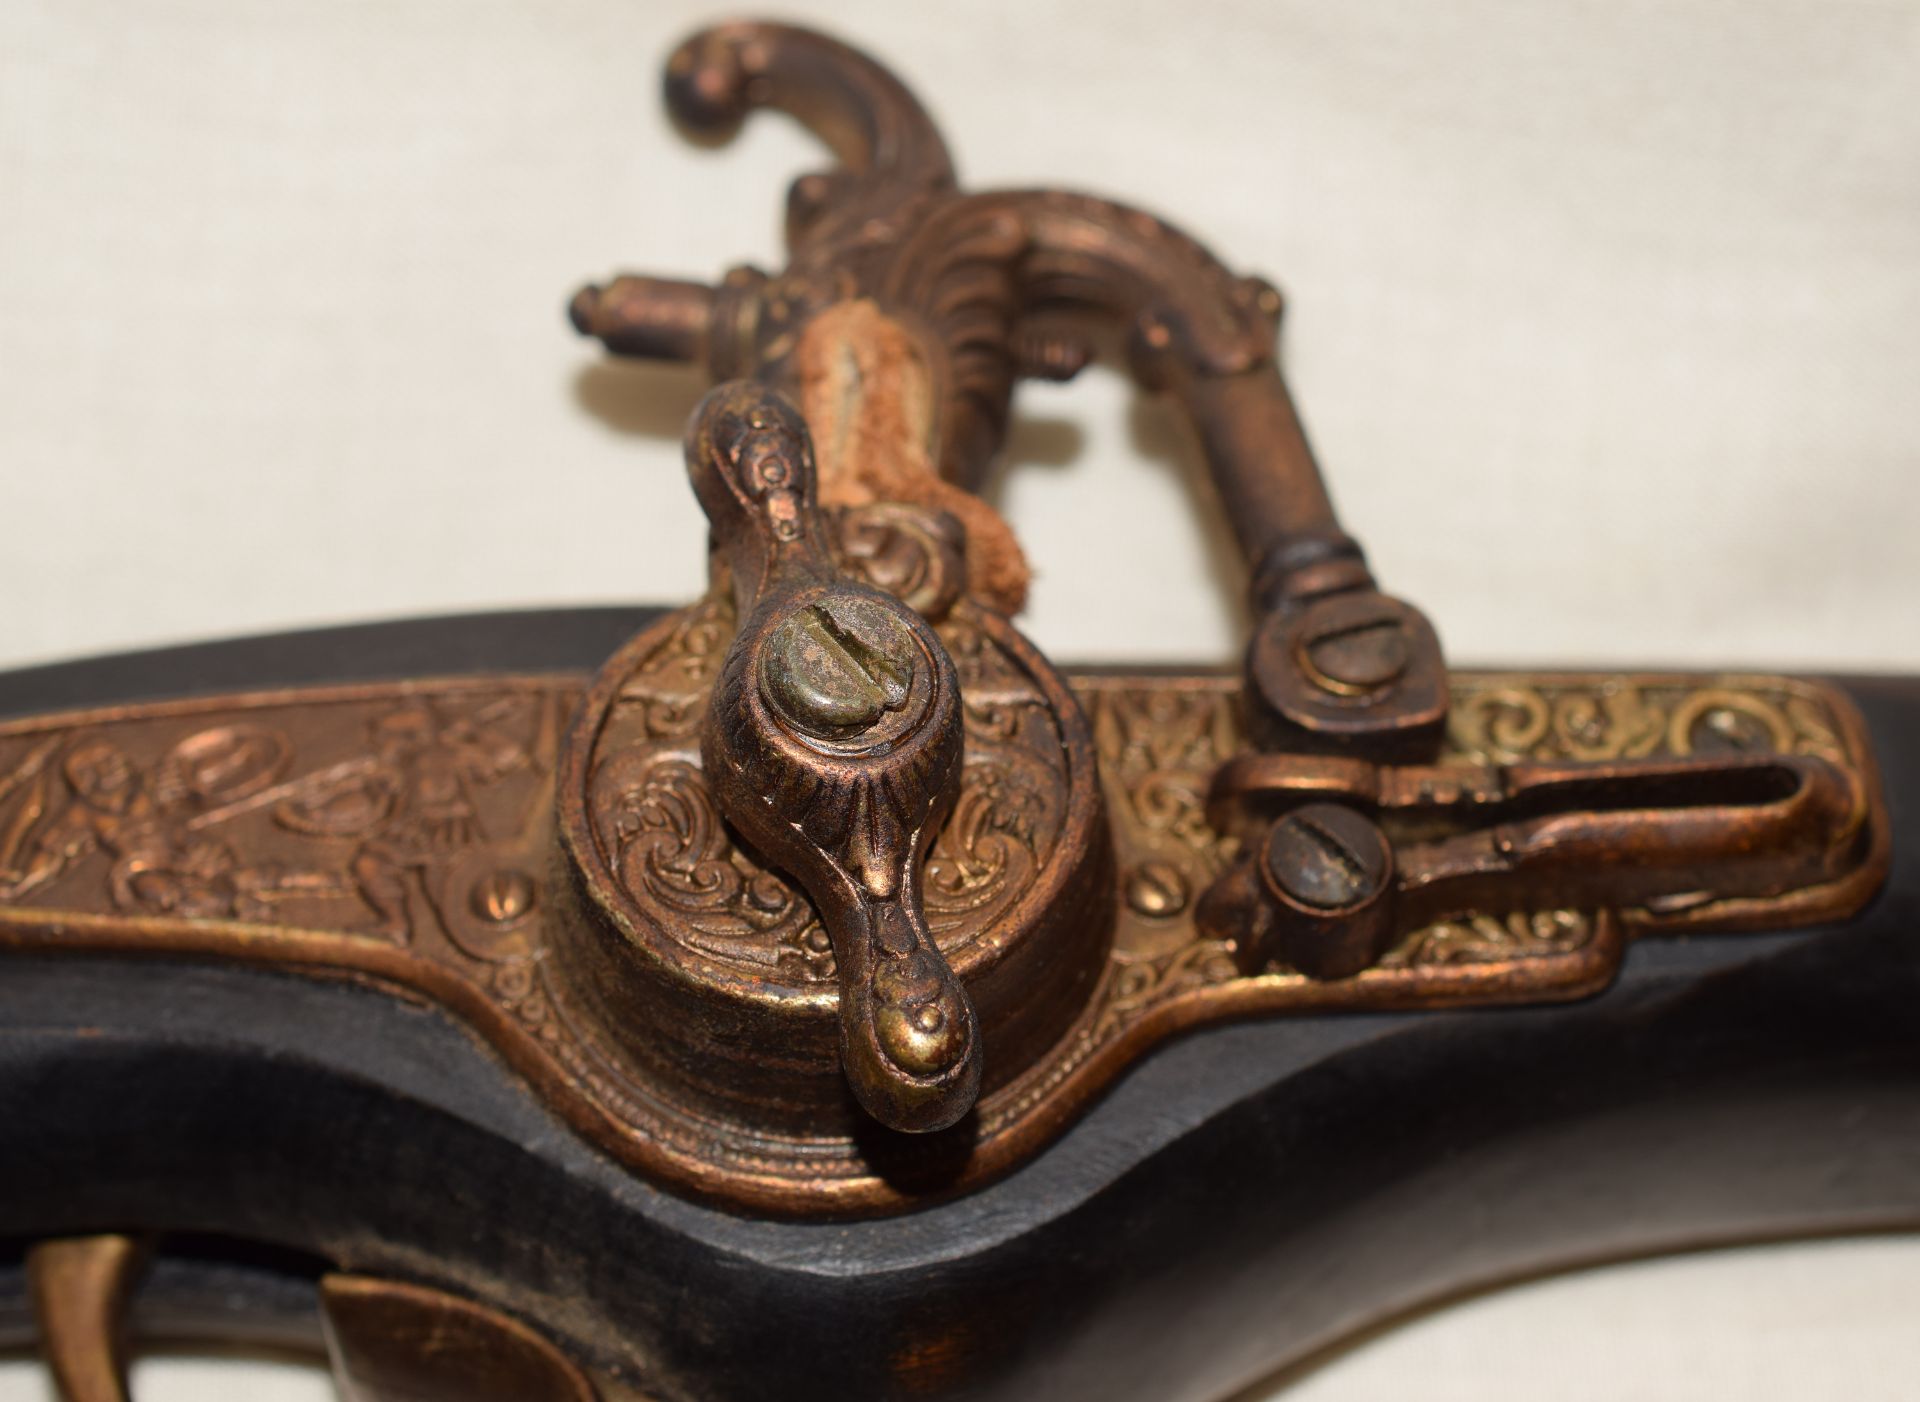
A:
585;602;1071;984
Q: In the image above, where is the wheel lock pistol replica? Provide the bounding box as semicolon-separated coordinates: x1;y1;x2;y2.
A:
0;21;1890;1400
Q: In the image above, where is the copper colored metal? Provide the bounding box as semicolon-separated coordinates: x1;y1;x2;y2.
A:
687;381;980;1132
569;276;715;363
0;668;1886;1215
571;19;1447;748
1249;590;1447;755
1204;696;1882;978
0;21;1894;1225
0;19;1908;1402
550;545;1117;1187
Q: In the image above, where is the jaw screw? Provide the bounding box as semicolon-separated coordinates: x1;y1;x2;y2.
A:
1298;612;1412;695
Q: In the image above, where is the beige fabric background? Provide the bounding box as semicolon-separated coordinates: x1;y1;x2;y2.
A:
2;1;1918;1397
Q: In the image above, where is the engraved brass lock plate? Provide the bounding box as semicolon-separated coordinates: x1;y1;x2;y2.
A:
0;664;1884;1214
0;20;1889;1219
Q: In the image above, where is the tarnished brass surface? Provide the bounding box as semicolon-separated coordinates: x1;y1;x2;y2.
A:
27;1235;147;1402
1203;733;1874;977
0;666;1885;1215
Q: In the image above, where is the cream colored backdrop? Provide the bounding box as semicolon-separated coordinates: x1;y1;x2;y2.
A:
2;1;1917;1398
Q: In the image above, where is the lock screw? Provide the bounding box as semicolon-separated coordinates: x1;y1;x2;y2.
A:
761;596;922;742
1125;860;1191;919
1261;804;1392;912
1253;802;1397;980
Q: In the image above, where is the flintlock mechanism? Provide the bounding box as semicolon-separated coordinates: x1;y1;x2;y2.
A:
570;22;1449;752
0;17;1901;1402
555;18;1884;1174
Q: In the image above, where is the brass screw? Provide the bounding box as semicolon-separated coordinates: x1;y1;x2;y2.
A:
1261;804;1391;912
1691;706;1775;755
761;596;920;741
470;869;536;924
1299;615;1409;695
1125;860;1190;919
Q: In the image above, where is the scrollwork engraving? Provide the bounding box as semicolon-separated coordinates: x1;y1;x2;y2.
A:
1393;910;1595;967
0;663;1878;1210
584;600;1070;985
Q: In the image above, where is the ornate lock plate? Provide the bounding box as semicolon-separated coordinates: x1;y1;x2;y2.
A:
0;19;1890;1218
0;660;1884;1214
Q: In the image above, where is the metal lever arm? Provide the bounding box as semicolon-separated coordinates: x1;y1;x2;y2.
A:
1206;749;1871;979
688;381;981;1133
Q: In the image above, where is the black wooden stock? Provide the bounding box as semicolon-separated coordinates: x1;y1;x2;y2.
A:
0;614;1915;1401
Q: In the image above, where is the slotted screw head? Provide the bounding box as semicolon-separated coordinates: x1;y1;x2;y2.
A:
761;595;921;741
1299;613;1410;694
1261;803;1392;912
